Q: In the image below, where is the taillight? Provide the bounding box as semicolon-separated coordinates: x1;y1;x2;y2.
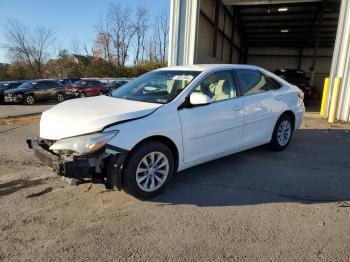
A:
298;91;304;100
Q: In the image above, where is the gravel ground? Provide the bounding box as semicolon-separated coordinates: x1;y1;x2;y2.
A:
0;115;350;261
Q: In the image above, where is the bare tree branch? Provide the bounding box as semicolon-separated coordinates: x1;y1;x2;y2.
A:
3;19;55;78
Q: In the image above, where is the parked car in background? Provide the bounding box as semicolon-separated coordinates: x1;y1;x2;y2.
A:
58;78;81;87
0;81;26;103
64;79;106;98
28;64;305;199
4;80;66;105
105;80;129;94
274;69;315;103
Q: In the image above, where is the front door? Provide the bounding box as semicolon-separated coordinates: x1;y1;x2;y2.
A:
178;70;244;163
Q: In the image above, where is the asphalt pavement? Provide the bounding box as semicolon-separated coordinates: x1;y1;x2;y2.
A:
0;114;349;261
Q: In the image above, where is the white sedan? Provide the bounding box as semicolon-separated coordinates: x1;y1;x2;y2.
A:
28;64;305;199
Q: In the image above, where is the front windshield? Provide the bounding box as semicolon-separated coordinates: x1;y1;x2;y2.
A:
17;82;33;89
112;70;200;104
73;80;84;87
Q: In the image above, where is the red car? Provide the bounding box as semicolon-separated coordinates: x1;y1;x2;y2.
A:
65;80;107;98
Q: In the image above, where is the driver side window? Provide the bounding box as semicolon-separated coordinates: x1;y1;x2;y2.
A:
193;71;237;102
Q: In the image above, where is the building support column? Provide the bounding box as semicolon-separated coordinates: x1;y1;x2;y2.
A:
168;0;200;66
328;0;350;121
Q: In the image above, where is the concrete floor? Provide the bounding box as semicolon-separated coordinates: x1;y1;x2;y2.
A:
0;114;349;261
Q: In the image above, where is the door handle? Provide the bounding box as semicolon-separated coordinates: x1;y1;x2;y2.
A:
232;105;243;111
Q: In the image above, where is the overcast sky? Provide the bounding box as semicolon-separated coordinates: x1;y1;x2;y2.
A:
0;0;169;63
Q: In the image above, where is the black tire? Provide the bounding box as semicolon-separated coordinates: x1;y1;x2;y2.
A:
24;95;35;105
123;141;175;199
99;91;104;96
79;92;86;98
269;114;293;151
57;92;64;102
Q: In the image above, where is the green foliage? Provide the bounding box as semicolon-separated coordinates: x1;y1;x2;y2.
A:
1;59;167;81
0;65;10;81
7;63;27;80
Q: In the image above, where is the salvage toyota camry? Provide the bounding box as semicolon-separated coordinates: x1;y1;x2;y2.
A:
27;64;305;199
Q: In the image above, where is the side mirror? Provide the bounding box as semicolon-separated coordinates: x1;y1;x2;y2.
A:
190;92;212;106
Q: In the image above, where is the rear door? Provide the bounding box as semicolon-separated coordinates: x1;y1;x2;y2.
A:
35;81;50;100
235;69;285;146
46;81;58;98
51;81;64;97
178;70;244;163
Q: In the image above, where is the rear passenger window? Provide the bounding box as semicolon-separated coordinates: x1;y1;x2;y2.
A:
37;82;47;89
236;70;281;96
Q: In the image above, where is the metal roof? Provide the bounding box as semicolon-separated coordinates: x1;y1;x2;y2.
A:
225;0;341;48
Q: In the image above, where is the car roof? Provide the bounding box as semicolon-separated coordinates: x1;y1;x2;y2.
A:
157;64;263;72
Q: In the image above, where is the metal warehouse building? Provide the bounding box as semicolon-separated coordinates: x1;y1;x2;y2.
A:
168;0;350;122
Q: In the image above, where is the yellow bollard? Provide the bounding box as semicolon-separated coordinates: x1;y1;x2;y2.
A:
328;77;342;123
320;77;330;116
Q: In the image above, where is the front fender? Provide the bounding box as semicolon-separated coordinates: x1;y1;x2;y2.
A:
104;107;184;168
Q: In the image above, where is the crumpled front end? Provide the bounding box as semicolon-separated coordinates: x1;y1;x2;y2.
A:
27;137;127;189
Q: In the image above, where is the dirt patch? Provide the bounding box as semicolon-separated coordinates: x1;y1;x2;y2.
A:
0;115;40;126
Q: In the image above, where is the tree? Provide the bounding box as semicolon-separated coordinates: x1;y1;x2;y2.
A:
107;3;136;66
3;19;55;78
155;11;169;64
133;7;148;64
7;63;27;80
95;17;113;64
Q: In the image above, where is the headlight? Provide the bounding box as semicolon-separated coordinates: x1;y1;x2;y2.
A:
49;131;118;155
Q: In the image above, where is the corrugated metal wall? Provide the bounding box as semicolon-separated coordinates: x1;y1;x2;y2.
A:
328;0;350;122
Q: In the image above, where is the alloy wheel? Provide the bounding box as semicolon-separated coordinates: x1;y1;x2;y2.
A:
136;151;169;192
26;96;35;105
277;120;291;146
57;93;64;102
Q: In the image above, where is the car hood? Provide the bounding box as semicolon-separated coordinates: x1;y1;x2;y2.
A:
4;88;27;94
40;96;161;140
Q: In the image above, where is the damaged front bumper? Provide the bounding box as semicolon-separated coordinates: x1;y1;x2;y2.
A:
26;138;127;190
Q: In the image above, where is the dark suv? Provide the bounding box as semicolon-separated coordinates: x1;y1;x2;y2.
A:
274;69;315;102
0;81;26;104
105;80;129;95
64;79;106;98
4;80;66;105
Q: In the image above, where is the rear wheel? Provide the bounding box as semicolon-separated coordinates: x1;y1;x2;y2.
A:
24;95;35;105
123;141;175;199
269;114;293;151
57;92;64;102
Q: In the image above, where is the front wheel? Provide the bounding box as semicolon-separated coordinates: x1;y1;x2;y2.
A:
123;141;175;199
79;92;86;98
269;114;293;151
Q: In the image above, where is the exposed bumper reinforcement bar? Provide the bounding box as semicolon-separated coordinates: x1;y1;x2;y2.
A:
27;138;92;180
27;138;128;190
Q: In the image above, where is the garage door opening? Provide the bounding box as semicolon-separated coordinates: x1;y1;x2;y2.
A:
169;0;341;111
